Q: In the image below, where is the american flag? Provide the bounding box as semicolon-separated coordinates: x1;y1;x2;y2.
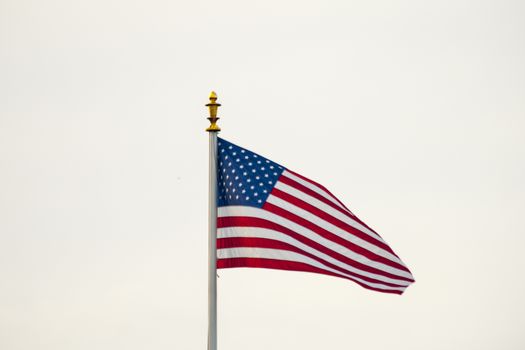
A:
216;137;415;294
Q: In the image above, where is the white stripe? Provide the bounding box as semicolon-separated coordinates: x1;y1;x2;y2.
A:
218;206;412;279
275;181;386;245
264;196;408;269
218;226;411;286
282;170;348;212
218;247;406;292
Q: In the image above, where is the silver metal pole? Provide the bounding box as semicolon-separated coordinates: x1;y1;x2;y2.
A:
205;91;220;350
208;131;218;350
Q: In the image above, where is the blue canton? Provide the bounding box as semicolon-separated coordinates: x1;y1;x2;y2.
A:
217;138;285;208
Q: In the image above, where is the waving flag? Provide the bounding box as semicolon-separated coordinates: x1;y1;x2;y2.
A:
216;137;414;294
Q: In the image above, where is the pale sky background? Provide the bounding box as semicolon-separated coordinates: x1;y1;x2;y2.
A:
1;0;524;349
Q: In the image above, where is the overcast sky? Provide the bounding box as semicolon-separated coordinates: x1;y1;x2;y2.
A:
1;0;524;349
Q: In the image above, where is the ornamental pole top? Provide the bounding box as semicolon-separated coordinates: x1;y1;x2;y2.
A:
206;91;221;132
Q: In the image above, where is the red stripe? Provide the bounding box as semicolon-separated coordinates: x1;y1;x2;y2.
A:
217;257;404;295
270;187;401;260
218;216;414;282
280;173;382;239
262;201;412;275
280;174;358;219
285;169;351;213
218;236;408;288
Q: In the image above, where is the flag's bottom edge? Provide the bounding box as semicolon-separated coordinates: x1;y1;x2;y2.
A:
217;258;405;295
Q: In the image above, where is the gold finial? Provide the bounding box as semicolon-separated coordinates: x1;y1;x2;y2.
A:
206;91;221;132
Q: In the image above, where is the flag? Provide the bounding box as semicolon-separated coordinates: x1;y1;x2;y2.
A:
216;137;415;294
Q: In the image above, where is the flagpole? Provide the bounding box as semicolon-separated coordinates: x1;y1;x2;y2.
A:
206;91;221;350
